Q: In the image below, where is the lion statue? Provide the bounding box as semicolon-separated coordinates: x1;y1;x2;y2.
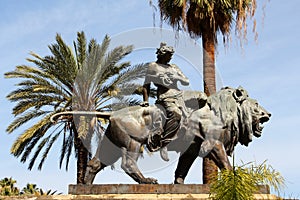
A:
172;86;271;184
51;86;271;184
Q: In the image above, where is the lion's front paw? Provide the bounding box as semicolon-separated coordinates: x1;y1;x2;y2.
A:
141;177;158;184
174;177;184;184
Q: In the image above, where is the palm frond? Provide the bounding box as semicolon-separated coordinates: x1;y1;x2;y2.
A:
46;36;77;88
74;31;87;68
248;160;285;194
98;63;146;97
157;0;258;44
96;45;133;86
101;96;142;111
11;95;63;116
37;131;61;170
26;135;51;170
59;130;74;170
5;64;72;99
5;65;45;80
113;63;147;85
20;134;43;163
32;54;74;93
64;131;74;171
6;110;48;133
10;114;53;157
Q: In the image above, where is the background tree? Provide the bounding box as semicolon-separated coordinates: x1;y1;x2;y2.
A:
0;177;19;196
20;183;39;195
151;0;261;183
5;32;146;183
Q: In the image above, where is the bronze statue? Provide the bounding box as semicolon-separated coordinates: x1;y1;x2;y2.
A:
79;86;270;184
173;86;271;184
51;44;271;185
141;42;189;161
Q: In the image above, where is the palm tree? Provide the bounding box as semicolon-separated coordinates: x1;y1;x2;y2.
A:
0;177;19;196
21;183;39;195
5;31;146;184
153;0;259;183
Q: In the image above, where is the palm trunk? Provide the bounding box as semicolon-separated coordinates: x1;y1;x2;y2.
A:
76;138;88;184
202;31;216;95
73;123;89;184
202;29;218;184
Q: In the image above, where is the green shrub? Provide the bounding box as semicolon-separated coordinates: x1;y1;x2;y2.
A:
209;160;285;200
0;177;19;196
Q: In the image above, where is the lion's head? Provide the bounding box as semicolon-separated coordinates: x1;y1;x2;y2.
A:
207;86;271;151
238;96;271;146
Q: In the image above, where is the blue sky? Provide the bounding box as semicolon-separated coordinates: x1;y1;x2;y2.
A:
1;0;300;197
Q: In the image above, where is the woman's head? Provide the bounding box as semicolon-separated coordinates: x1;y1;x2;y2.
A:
156;42;174;63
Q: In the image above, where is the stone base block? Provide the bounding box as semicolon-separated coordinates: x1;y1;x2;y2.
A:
52;184;282;200
30;193;281;200
68;184;270;195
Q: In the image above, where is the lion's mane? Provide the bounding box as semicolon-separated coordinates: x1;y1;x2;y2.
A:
207;87;253;155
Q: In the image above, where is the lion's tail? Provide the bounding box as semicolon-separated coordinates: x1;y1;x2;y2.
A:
50;111;111;123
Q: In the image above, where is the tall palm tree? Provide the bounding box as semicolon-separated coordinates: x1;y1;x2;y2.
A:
5;32;146;184
153;0;259;183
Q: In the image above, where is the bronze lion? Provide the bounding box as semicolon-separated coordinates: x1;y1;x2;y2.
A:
52;86;271;184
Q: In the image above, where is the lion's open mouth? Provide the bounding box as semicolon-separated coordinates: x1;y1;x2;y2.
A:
253;116;269;137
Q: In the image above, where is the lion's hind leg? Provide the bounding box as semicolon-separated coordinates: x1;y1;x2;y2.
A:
84;133;122;184
121;139;158;184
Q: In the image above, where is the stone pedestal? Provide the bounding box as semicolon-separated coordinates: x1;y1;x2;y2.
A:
65;184;277;200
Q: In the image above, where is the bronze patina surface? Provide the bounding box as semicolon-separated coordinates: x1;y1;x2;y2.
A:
51;44;271;186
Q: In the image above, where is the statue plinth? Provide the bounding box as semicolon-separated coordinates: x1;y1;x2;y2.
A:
69;184;270;195
65;184;281;200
